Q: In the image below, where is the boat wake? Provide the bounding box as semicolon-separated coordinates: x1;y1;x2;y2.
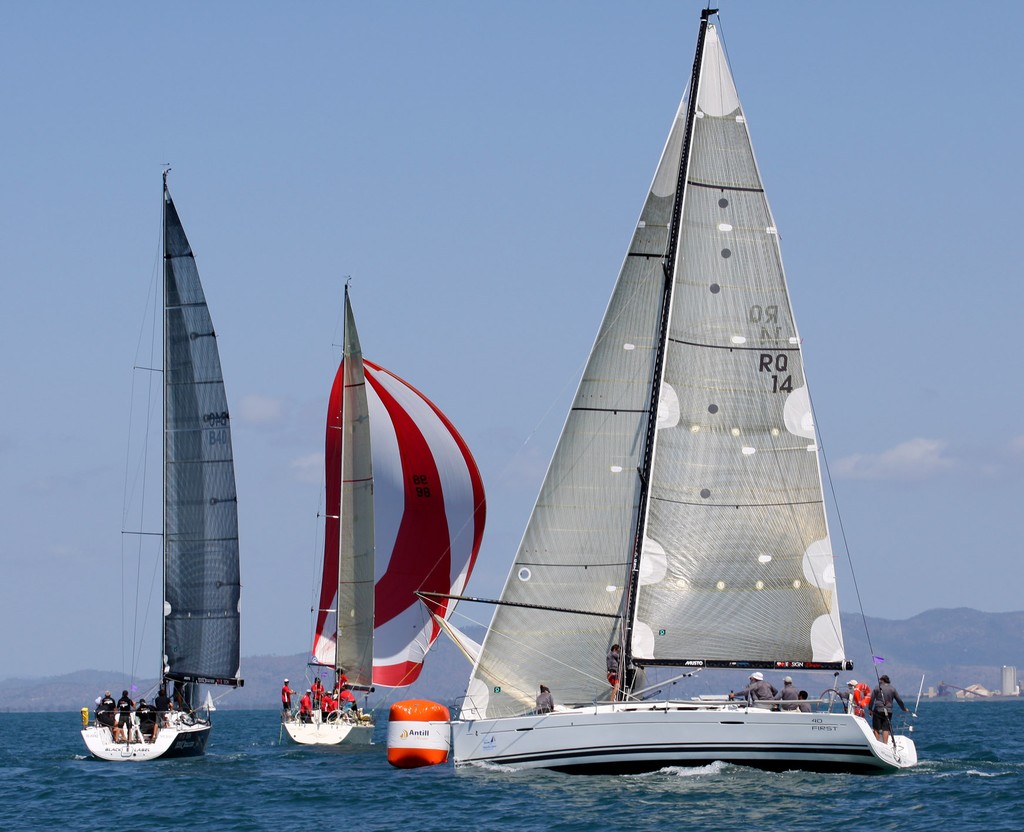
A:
632;761;728;779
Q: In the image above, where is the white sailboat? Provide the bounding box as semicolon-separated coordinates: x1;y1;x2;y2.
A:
284;287;485;746
449;10;916;774
82;173;244;761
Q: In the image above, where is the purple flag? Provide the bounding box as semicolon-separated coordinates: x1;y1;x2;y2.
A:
872;656;885;664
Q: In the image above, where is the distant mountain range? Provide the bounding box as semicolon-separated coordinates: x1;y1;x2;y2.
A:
3;607;1021;713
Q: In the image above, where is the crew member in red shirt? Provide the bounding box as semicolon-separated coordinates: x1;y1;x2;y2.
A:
299;690;313;723
281;678;296;714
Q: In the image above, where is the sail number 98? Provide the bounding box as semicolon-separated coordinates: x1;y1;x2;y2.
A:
412;474;431;498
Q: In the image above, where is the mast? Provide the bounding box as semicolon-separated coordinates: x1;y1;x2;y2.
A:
621;8;717;681
336;281;350;683
161;168;169;694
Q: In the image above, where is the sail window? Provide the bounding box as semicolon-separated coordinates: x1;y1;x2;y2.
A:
623;343;636;351
610;465;623;473
742;446;756;455
606;586;617;593
758;554;773;564
721;248;732;258
731;335;746;344
718;223;733;232
518;568;532;582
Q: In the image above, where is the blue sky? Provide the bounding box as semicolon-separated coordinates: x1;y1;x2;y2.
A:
2;1;1022;680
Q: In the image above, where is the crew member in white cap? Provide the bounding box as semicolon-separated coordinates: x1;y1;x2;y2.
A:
281;678;297;715
780;675;800;710
729;671;779;705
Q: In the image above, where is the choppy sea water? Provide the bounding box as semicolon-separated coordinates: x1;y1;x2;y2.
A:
1;701;1021;831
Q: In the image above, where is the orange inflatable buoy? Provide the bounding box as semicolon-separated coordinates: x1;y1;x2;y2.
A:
387;700;451;768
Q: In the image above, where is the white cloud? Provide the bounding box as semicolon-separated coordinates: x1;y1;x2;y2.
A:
236;394;285;426
290;453;324;484
833;438;954;481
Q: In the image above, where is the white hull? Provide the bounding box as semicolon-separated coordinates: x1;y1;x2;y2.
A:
452;702;917;774
283;713;374;747
82;718;211;762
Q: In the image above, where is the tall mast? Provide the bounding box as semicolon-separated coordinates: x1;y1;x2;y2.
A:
336;281;351;679
621;8;717;677
160;168;169;690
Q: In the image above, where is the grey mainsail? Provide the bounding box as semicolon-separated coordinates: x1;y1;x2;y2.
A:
464;20;844;719
162;179;242;691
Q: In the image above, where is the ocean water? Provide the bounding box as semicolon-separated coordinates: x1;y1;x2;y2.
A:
2;702;1021;831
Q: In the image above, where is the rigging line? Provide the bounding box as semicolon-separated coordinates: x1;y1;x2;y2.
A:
417;591;620;620
125;209;164;686
808;383;876;676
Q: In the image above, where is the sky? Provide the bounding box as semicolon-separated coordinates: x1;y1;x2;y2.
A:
2;1;1022;681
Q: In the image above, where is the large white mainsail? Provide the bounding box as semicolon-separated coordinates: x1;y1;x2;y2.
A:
628;22;844;668
464;17;845;722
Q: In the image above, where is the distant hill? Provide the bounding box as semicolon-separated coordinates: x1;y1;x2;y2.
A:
3;608;1021;713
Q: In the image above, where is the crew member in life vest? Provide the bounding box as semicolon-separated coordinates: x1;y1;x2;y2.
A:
321;690;338;720
851;681;872;718
311;676;324;710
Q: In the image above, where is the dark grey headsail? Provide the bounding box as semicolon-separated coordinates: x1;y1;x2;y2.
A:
162;177;242;696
